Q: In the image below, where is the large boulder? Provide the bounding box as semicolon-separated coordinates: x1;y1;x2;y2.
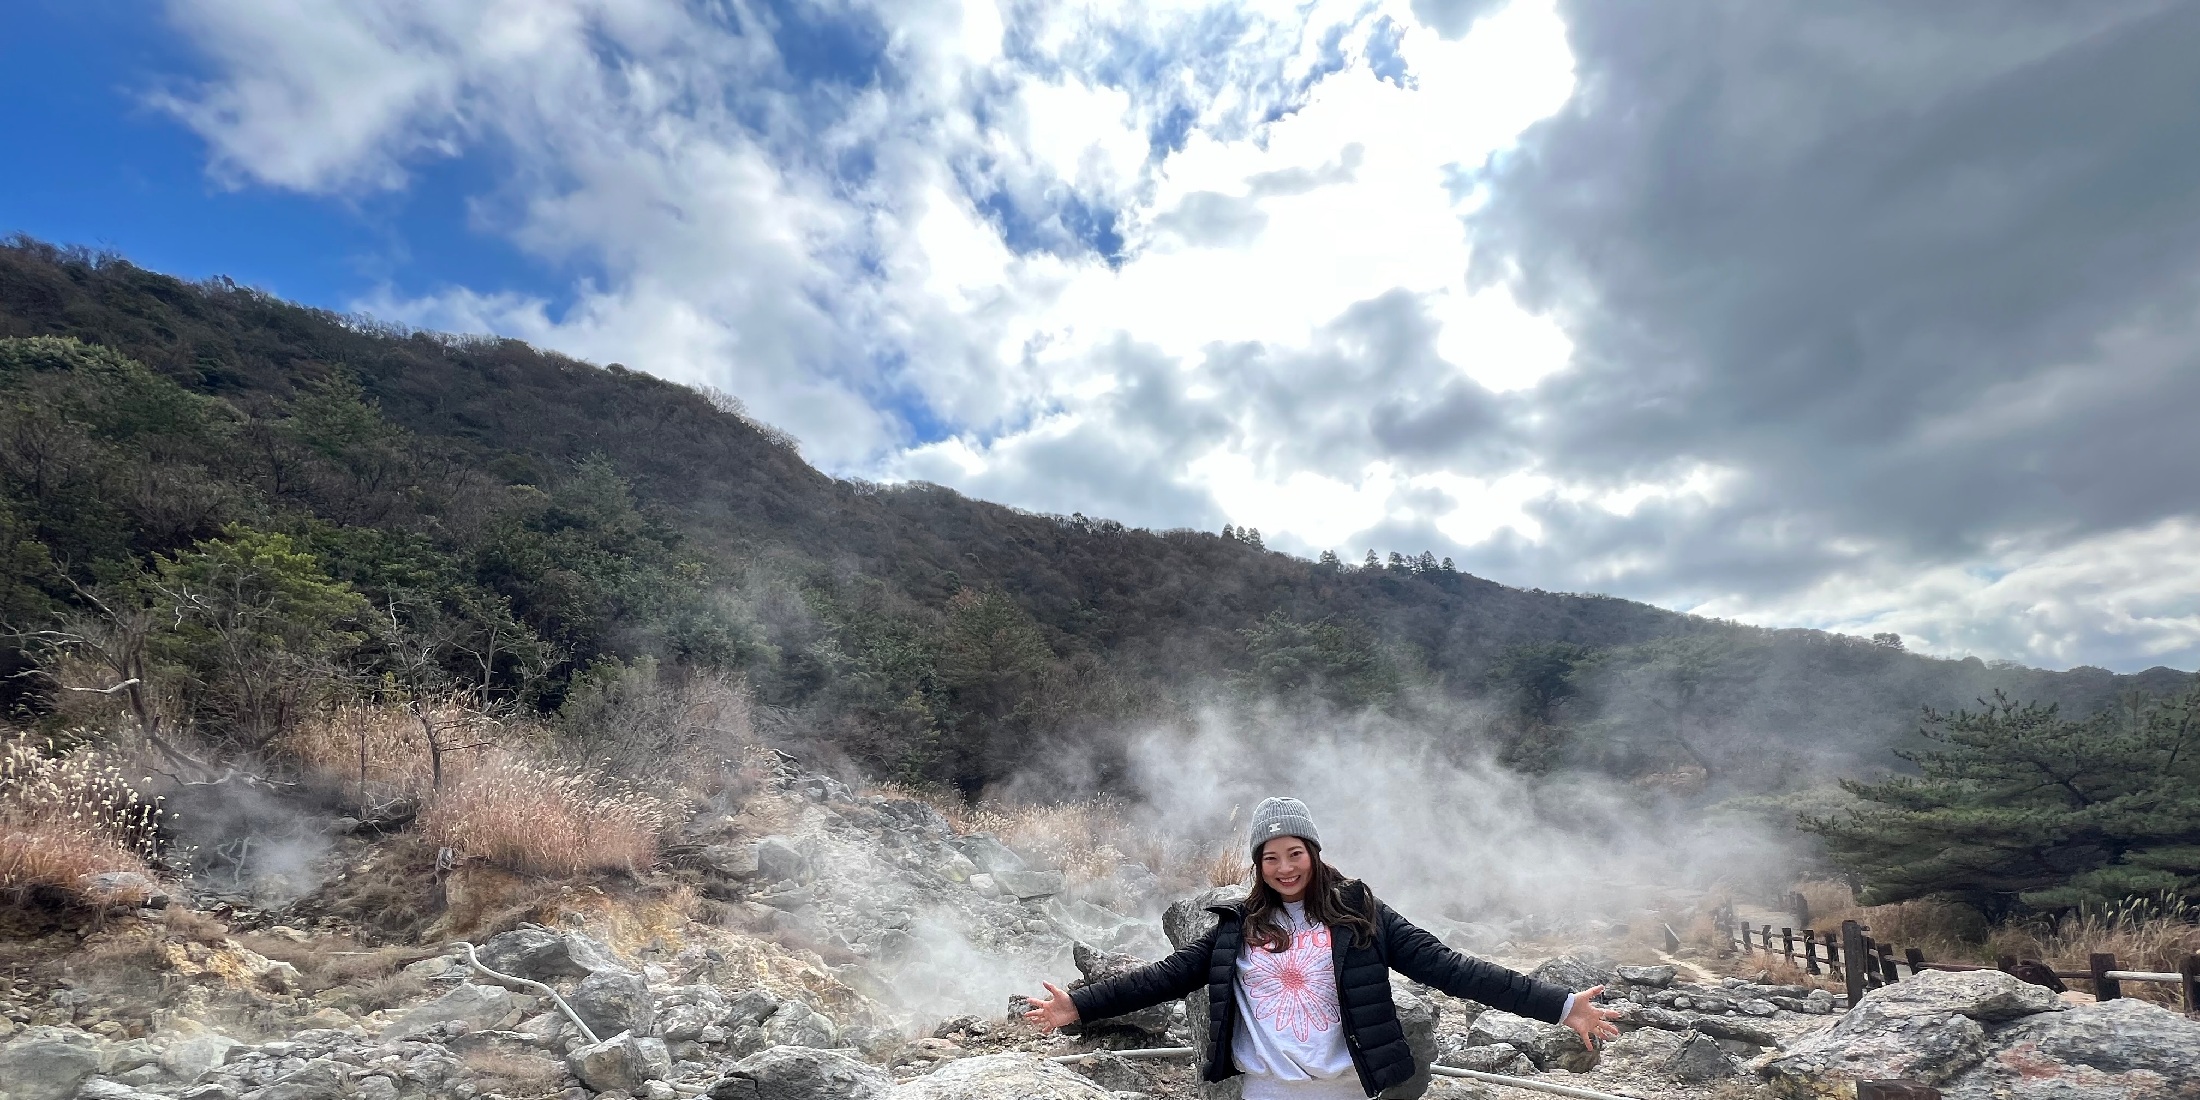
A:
384;983;521;1039
1377;985;1443;1099
1162;886;1248;1100
888;1053;1112;1099
1759;970;2064;1097
159;1032;241;1083
958;836;1028;876
725;987;783;1027
1529;953;1620;995
1163;885;1248;950
256;1056;350;1100
1666;1033;1741;1084
0;1026;103;1100
476;925;589;981
1465;1009;1589;1072
572;967;656;1038
707;1045;892;1100
1613;964;1676;988
1889;968;2068;1021
1066;942;1174;1036
1444;1043;1536;1076
700;842;763;879
753;837;808;883
472;925;629;981
760;1002;837;1049
1942;997;2200;1100
656;985;731;1041
567;1031;672;1093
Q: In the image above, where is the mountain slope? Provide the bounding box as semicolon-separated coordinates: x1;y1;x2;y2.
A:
0;237;2185;793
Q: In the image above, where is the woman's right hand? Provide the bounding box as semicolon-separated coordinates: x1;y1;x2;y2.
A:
1022;981;1081;1032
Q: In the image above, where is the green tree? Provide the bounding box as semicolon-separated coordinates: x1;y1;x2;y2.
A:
1490;641;1593;726
151;525;370;745
1802;689;2200;915
936;588;1053;790
1236;611;1397;709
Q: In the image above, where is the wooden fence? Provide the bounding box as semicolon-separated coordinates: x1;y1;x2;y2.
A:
1714;902;2200;1013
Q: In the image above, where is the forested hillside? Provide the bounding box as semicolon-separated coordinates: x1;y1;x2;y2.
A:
0;237;2186;798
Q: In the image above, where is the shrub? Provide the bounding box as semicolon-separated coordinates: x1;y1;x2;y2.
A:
280;699;502;810
0;735;163;903
418;753;664;877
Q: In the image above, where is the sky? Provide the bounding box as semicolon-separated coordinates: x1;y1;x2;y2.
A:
6;0;2199;673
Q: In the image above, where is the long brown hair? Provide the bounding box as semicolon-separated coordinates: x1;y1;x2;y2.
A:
1243;838;1378;953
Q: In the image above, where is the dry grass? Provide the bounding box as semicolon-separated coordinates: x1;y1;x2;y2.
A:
1989;898;2200;1008
0;734;162;904
1780;881;2199;1008
419;752;666;877
280;700;503;808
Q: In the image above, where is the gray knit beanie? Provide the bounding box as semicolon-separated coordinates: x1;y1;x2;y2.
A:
1247;796;1320;857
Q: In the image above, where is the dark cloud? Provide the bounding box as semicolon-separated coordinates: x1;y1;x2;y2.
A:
1468;0;2200;604
1410;0;1511;40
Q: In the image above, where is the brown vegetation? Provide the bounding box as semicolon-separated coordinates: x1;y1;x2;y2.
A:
419;753;666;877
1783;881;2200;1007
0;735;162;904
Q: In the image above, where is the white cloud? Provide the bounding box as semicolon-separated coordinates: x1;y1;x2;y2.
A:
151;0;2200;670
1695;517;2200;671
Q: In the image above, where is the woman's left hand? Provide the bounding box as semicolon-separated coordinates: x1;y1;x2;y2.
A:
1561;986;1625;1048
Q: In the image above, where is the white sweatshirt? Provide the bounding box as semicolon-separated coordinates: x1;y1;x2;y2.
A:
1231;901;1368;1100
1229;901;1581;1100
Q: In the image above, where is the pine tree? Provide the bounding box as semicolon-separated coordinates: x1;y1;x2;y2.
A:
1387;551;1408;571
1362;550;1380;570
1244;527;1264;550
1221;523;1237;541
1440;557;1456;572
1317;550;1342;570
1802;689;2200;915
1416;551;1437;573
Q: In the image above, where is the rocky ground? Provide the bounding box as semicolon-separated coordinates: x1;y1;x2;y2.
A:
3;753;2196;1100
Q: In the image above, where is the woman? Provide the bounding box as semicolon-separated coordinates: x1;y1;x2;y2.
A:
1023;796;1623;1099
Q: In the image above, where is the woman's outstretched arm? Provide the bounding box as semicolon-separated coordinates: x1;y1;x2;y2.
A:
1021;926;1218;1032
1376;903;1619;1047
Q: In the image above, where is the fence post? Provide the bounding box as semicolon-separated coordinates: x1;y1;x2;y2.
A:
1824;929;1843;972
1783;927;1796;964
2179;954;2198;1014
1905;947;1927;977
1803;931;1821;975
1878;944;1900;984
1860;933;1884;989
2090;953;2122;1001
1842;920;1869;1007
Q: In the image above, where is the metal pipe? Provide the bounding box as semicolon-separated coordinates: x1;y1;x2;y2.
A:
445;940;601;1045
1429;1066;1647;1100
1048;1047;1197;1064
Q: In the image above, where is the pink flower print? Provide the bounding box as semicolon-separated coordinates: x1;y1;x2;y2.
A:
1244;924;1339;1042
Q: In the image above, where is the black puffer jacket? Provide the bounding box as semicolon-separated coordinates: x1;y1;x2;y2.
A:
1068;882;1572;1096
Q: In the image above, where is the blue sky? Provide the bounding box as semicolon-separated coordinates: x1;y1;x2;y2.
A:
6;0;2200;672
5;1;586;312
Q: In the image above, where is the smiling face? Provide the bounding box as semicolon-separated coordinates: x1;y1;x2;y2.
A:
1257;836;1314;903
